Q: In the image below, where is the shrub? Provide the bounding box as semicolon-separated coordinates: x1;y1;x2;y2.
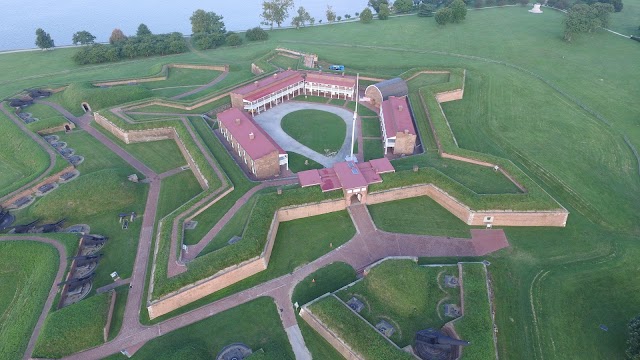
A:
394;0;414;13
450;0;468;22
225;32;243;46
360;7;374;23
192;32;225;50
627;315;640;360
378;3;391;19
435;7;453;24
72;33;187;64
245;27;269;41
418;3;437;16
475;0;485;8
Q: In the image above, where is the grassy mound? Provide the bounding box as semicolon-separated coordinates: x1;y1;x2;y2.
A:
281;109;346;154
60;82;152;115
0;241;58;360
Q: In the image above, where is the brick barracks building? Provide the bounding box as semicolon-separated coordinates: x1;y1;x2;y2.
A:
379;96;417;155
217;107;288;179
230;70;356;114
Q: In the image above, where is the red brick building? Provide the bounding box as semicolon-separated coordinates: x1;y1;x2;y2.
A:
230;70;356;114
379;96;417;155
217;108;288;179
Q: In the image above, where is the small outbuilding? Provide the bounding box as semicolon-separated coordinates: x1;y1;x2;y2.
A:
365;78;409;107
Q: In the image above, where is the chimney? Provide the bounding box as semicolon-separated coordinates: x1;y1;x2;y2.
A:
273;73;278;78
235;118;241;125
404;129;409;134
398;105;403;112
254;81;259;87
249;132;255;140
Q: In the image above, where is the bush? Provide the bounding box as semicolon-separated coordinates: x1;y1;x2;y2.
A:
450;0;468;22
628;315;640;360
360;7;374;23
435;7;453;24
394;0;414;13
72;33;187;64
378;3;391;19
418;3;436;16
192;32;225;50
245;27;269;41
226;32;243;46
475;0;485;8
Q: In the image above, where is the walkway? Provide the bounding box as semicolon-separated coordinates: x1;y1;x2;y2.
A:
62;204;508;360
253;101;356;167
170;70;229;100
0;236;68;360
0;103;59;203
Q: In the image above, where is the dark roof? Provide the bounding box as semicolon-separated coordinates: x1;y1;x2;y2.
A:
371;78;409;100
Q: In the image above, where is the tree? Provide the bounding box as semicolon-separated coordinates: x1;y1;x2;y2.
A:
435;7;453;24
72;31;95;45
474;0;485;8
246;27;269;41
190;10;226;34
109;29;127;44
563;3;612;41
369;0;390;13
394;0;414;13
137;23;152;36
418;3;437;16
378;3;391;19
35;28;54;50
628;315;640;360
326;5;337;22
261;0;295;28
345;14;352;19
360;7;374;23
450;0;468;22
291;6;312;28
226;33;243;46
608;0;623;12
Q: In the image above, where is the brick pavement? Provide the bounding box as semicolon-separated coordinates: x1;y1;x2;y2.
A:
0;236;68;360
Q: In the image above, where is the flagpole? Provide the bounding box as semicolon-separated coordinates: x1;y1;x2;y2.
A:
349;73;359;162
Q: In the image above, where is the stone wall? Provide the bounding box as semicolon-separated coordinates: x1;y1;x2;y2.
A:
367;184;568;227
147;199;346;318
299;305;363;360
435;89;465;103
254;151;280;179
364;86;383;107
394;131;417;155
103;291;117;342
93;112;208;189
230;92;245;109
1;165;75;208
251;63;264;75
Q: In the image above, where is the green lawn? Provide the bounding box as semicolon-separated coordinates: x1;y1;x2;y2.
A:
336;260;458;347
124;140;187;174
22;103;70;133
281;109;346;154
269;54;300;70
142;67;222;90
363;138;384;161
0;241;58;360
297;314;346;360
110;298;294;360
286;151;324;173
157;170;203;219
454;263;496;360
361;117;382;138
369;196;472;238
198;195;257;256
293;95;330;103
34;292;110;358
292;262;357;306
0;109;51;198
406;72;451;92
346;101;378;117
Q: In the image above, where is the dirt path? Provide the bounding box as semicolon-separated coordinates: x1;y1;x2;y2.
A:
0;236;68;360
0;103;60;203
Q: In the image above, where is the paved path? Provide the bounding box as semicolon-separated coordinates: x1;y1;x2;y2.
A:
253;102;356;167
170;70;229;100
0;236;68;360
0;103;60;204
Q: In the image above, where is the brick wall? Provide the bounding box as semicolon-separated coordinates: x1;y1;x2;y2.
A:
1;165;75;208
230;92;245;109
254;151;280;179
394;131;417;155
435;89;464;103
364;86;383;107
367;184;568;227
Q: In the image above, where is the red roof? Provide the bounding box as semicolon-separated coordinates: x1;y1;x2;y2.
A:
297;159;395;193
381;96;415;136
304;72;356;88
232;70;304;102
217;108;285;160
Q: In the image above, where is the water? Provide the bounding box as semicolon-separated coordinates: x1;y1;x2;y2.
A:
0;0;368;51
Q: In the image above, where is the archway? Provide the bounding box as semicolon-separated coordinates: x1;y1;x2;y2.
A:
81;102;91;113
350;193;362;205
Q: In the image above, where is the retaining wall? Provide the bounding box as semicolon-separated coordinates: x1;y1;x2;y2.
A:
94;64;228;87
1;165;75;208
300;306;363;360
93;113;208;189
103;290;117;341
367;184;568;227
147;198;346;319
36;122;76;135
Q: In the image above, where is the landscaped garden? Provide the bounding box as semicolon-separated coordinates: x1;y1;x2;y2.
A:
281;109;346;155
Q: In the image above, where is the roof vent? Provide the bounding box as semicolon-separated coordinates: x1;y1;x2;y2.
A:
249;132;255;140
273;73;278;78
254;81;259;87
235;118;241;125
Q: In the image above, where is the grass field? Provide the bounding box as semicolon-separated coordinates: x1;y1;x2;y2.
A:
0;241;58;360
292;262;357;307
23;103;70;133
286;151;324;173
269;54;300;70
0;109;51;198
361;116;382;138
34;292;110;358
336;260;458;347
198;196;257;256
363;138;384;161
369;196;472;238
142;67;222;90
108;298;294;360
406;72;451;92
1;4;640;358
281;109;346;154
157;170;202;219
123;140;187;174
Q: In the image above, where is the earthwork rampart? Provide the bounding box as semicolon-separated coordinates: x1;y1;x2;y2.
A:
93;64;229;87
1;165;75;208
